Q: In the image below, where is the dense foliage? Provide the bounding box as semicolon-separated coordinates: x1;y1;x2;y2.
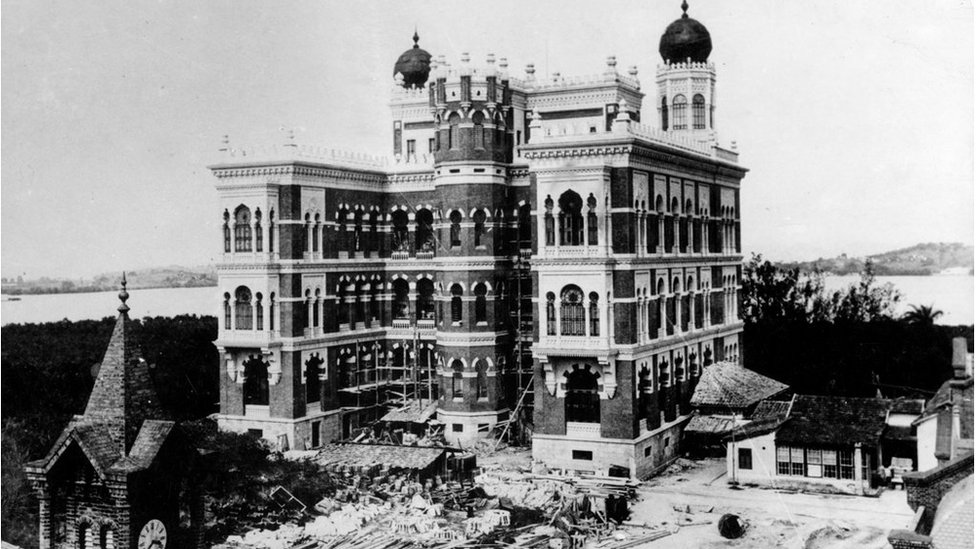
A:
1;315;218;548
741;255;973;398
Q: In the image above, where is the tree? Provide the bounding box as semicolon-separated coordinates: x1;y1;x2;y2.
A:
741;254;832;324
902;304;944;326
830;260;901;323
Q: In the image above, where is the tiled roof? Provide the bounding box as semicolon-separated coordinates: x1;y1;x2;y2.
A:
725;417;787;442
889;398;925;415
690;362;789;410
929;473;974;549
684;413;738;435
83;310;167;453
776;395;890;447
109;420;175;473
750;399;792;421
380;401;438;424
315;443;446;471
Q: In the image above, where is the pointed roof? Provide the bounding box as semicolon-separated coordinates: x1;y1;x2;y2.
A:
82;274;167;452
690;362;789;410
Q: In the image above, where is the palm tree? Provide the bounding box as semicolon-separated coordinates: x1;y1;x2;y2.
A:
902;303;944;325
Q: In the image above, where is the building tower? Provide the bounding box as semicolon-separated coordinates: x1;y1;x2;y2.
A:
25;278;204;549
656;1;717;143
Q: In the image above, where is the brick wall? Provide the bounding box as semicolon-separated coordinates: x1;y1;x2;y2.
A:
903;452;974;528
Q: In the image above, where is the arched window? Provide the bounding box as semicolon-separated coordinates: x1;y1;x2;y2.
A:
558;190;584;246
476;361;488;398
473;210;486;247
353;210;363;252
451;360;464;398
314;288;323;328
392;210;409;252
370;283;380;324
254;208;263;252
234;205;252;252
243;356;269;405
672;94;687;130
417;278;435;321
223;210;231;252
268;209;275;253
369;211;379;253
586;194;598;246
692;94;706;129
392;279;409;320
472;112;485;149
235;286;252;330
449;211;462;247
255;293;264;330
546;292;556;335
660;96;669;130
79;523;91;549
518;204;532;249
703;346;713;366
448;113;460;149
331;210;343;253
451;284;463;324
99;525;113;549
416;208;434;252
544;196;555;246
560;285;585;336
305;355;323;405
223;292;231;329
269;292;276;331
659;360;670;387
588;292;600;336
474;283;487;324
565;365;600;423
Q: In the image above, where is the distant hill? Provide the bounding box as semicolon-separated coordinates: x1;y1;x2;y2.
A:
776;243;974;276
1;265;217;295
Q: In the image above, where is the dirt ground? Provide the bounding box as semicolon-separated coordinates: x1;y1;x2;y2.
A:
630;458;914;549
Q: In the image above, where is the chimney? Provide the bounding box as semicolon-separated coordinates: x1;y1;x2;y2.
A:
952;337;969;379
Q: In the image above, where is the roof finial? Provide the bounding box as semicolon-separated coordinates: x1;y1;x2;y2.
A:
413;26;420;48
118;272;130;314
681;0;689;17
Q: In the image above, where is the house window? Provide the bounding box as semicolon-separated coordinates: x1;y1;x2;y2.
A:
255;293;264;330
692;94;706;129
644;446;652;457
451;284;463;324
587;194;598;245
449;211;462;247
235;286;253;330
776;446;790;475
311;421;320;448
473;210;486;247
417;278;435;321
243;356;269;406
247;429;263;438
738;448;753;470
823;450;838;478
99;525;113;549
546;292;556;335
476;361;488;399
558;190;584;246
790;447;805;476
406;139;416;157
448;113;460;149
672;95;687;130
452;423;463;433
305;355;322;404
478;423;490;433
664;436;670;447
840;451;854;479
428;138;435;154
560;285;585;336
572;450;593;461
268;210;275;253
234;205;253;252
473;112;485;149
451;360;464;398
223;293;231;329
392;279;409;320
254;208;263;252
588;292;600;336
806;448;823;478
660;96;668;130
474;283;487;324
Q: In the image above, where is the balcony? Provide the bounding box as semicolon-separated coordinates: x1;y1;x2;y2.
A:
416;251;435;260
390;251;410;261
538;335;609;352
216;329;274;348
539;246;603;260
565;422;601;439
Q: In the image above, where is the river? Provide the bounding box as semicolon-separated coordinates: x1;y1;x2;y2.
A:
1;276;973;326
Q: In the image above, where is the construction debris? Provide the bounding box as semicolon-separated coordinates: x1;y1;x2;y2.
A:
215;446;665;549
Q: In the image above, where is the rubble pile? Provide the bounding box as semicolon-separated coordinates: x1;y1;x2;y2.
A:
216;449;668;549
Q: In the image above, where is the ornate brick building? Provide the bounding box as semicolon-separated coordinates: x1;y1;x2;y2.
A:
25;280;204;549
211;2;746;477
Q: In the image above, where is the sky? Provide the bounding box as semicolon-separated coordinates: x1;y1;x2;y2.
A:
2;0;973;279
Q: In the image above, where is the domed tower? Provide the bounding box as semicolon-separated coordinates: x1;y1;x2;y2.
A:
394;30;432;89
656;1;716;142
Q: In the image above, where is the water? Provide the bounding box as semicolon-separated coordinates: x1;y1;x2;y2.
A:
1;286;218;325
821;275;973;325
1;276;973;326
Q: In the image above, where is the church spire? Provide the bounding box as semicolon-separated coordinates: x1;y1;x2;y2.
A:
82;275;166;452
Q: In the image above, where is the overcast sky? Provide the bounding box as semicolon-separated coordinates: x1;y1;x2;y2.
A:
2;0;973;279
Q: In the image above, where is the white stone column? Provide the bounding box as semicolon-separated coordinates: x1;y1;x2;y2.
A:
657;216;665;254
583;302;591;336
675;292;683;333
230;298;237;330
658;298;666;338
251;298;258;331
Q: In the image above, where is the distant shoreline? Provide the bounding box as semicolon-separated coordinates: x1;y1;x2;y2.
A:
1;282;218;297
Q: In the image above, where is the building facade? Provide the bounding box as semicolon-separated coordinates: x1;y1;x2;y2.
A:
210;4;746;477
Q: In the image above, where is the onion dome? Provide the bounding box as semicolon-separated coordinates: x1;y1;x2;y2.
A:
393;30;432;89
659;0;712;63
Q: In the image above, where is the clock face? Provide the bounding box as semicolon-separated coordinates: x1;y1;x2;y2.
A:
137;519;167;549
